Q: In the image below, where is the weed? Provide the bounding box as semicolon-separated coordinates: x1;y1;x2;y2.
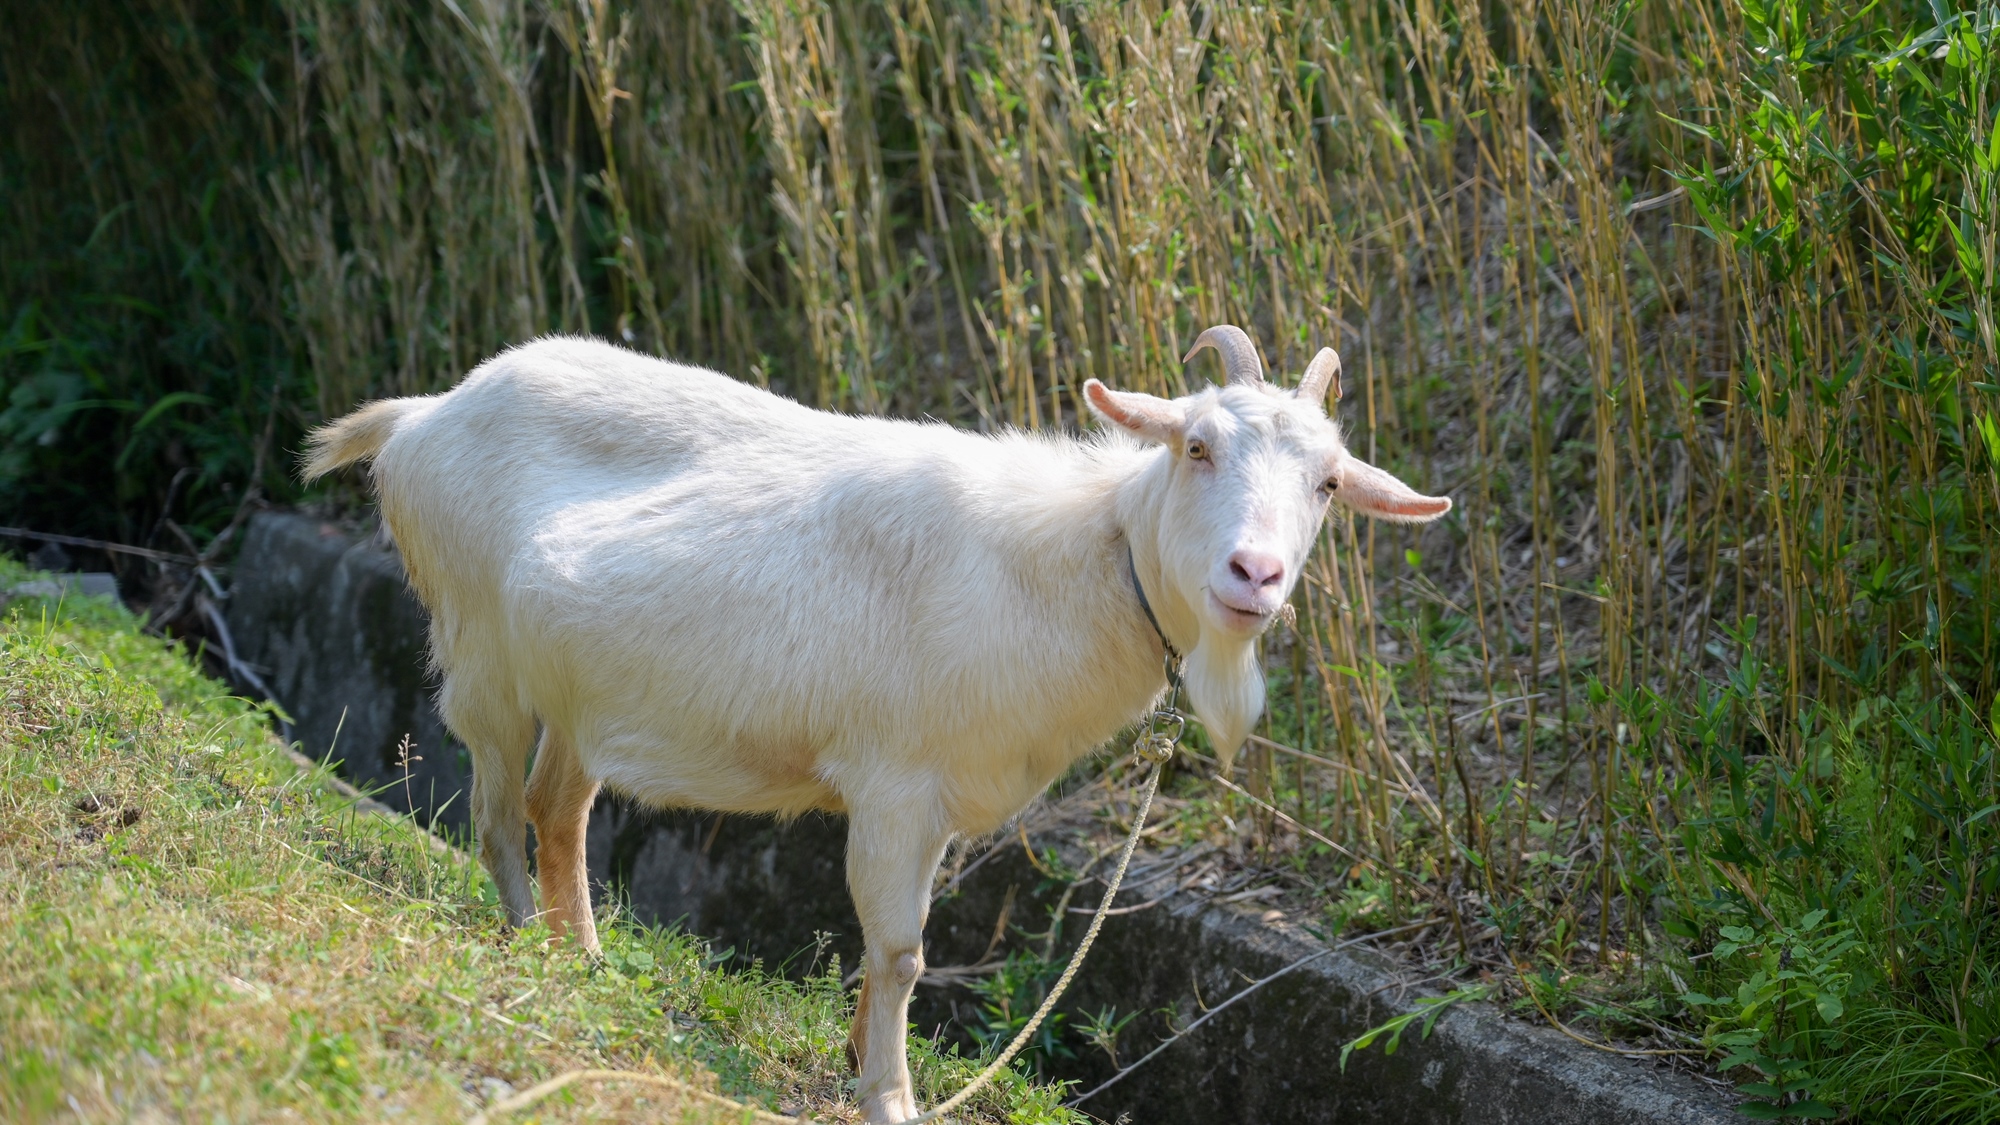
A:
1681;910;1862;1119
1338;984;1494;1072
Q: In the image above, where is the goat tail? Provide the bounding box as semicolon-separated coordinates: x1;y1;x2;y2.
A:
302;397;423;482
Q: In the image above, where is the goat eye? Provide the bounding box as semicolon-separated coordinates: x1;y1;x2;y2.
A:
1186;440;1209;461
1322;477;1339;494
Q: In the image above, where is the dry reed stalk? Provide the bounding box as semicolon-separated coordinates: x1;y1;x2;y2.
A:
246;0;550;415
551;0;667;352
739;0;909;412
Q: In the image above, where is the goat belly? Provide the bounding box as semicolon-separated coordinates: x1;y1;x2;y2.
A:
582;726;845;818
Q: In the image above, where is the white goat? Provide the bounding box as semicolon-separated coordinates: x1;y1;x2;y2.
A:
304;328;1448;1121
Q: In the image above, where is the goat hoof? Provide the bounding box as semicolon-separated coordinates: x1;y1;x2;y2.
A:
859;1089;919;1124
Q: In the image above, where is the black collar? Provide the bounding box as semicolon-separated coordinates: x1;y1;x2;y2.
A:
1125;544;1182;665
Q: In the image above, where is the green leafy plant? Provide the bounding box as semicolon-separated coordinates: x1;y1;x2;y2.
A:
964;950;1073;1075
1076;1005;1139;1069
1682;911;1862;1119
1338;985;1493;1072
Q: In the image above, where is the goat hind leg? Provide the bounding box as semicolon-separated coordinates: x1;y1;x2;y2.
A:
441;677;536;927
525;725;601;950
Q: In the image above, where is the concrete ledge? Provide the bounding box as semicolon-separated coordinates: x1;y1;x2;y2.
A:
3;570;121;610
225;509;1736;1124
940;834;1732;1124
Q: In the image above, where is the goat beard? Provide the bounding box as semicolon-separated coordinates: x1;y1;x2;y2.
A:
1184;636;1264;776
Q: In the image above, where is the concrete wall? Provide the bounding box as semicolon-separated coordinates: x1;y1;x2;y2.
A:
226;510;1734;1125
229;513;470;831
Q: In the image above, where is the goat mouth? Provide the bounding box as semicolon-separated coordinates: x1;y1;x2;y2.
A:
1207;590;1275;631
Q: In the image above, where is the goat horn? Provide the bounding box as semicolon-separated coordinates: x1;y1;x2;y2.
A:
1181;325;1265;387
1296;347;1342;406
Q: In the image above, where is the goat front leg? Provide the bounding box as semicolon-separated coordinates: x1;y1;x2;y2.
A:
525;725;601;949
845;803;952;1124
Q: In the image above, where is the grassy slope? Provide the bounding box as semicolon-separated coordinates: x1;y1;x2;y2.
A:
0;567;1074;1124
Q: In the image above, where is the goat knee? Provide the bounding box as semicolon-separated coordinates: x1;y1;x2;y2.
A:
891;949;922;988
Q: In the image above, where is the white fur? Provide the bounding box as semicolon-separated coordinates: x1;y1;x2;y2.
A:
304;335;1447;1122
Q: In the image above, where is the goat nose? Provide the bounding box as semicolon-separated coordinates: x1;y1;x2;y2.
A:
1228;550;1285;589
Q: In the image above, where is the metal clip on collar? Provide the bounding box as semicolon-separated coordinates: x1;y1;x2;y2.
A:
1132;653;1185;766
1133;724;1179;765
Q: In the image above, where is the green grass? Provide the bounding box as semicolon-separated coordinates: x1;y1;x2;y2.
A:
0;563;1078;1124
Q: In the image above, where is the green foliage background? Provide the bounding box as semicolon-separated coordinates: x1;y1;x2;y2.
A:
7;0;2000;1118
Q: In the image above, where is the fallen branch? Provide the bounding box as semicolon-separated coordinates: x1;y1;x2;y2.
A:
1205;771;1382;873
0;525;199;566
468;1067;808;1125
1067;846;1225;917
1509;956;1706;1059
918;885;1017;988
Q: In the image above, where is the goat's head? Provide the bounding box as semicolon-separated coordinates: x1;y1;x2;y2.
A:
1084;324;1451;767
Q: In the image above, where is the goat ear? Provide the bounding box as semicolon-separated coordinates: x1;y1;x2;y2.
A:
1084;380;1186;445
1335;456;1452;523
